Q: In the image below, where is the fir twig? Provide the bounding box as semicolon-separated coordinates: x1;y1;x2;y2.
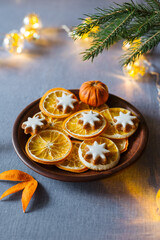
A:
72;0;160;65
122;30;160;65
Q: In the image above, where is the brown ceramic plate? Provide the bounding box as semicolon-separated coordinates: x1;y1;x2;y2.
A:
12;90;148;182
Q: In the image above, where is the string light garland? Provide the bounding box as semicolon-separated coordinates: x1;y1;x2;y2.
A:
2;13;42;54
62;18;99;42
122;40;160;106
20;13;42;41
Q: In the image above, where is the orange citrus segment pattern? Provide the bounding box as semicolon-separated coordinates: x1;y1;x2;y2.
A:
26;130;72;164
56;141;88;173
39;88;78;118
63;110;107;140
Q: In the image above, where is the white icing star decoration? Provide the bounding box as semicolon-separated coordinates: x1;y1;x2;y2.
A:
57;93;77;112
79;111;101;127
22;116;47;134
23;117;45;130
114;111;137;129
86;141;110;161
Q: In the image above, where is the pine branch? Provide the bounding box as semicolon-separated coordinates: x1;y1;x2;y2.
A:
82;10;135;61
72;0;160;65
127;12;160;40
122;30;160;65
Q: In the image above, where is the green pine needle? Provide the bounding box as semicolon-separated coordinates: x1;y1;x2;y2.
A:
72;0;160;66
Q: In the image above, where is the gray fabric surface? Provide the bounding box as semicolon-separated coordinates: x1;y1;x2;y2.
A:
0;0;160;239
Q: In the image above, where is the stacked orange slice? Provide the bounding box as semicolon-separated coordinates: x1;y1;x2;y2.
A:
79;137;120;171
101;108;139;139
25;130;72;164
63;110;107;140
33;111;66;134
56;141;88;173
79;101;108;111
39;88;79;118
22;87;139;172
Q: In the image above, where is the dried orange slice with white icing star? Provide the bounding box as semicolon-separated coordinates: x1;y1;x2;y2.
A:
101;108;139;139
63;110;107;140
78;137;120;171
25;130;72;164
33;111;66;134
56;141;88;173
39;88;79;118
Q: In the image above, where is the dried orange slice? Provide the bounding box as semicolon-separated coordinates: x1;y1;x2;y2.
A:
39;88;79;118
25;130;72;164
78;137;120;171
101;108;139;139
33;111;66;134
63;110;107;140
79;101;109;111
56;141;88;173
112;138;128;153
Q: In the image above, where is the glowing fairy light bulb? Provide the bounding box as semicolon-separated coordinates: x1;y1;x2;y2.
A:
23;13;42;29
71;17;99;41
81;18;99;41
122;39;141;51
3;31;24;54
20;25;40;41
123;56;148;80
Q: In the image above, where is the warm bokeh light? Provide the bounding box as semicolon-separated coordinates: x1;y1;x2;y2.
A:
23;13;42;29
123;56;149;80
73;17;99;42
20;25;40;41
101;163;160;223
122;38;141;51
3;31;24;54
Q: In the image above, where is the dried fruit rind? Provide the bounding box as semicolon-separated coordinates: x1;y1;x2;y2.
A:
0;170;33;181
22;179;38;213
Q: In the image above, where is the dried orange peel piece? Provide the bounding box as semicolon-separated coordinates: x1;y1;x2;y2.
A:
0;170;33;181
0;182;27;200
78;137;120;171
63;110;107;140
0;170;38;213
22;179;38;213
39;88;79;118
25;129;72;164
56;141;88;173
101;108;139;139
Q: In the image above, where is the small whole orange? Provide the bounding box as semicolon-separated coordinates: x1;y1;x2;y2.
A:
79;80;109;107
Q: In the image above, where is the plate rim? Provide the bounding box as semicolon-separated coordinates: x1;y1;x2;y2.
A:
12;91;149;182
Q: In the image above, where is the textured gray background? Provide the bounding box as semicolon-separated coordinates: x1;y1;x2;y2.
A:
0;0;160;239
